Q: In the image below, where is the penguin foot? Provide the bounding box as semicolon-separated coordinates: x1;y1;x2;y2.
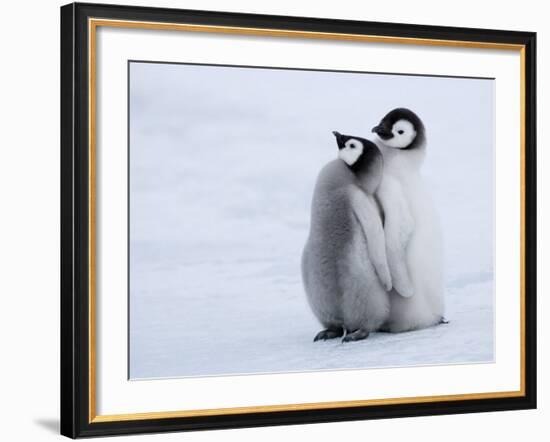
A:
439;317;449;325
314;327;344;342
342;329;370;342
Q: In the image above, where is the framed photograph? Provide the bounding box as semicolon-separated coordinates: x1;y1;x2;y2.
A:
60;2;537;438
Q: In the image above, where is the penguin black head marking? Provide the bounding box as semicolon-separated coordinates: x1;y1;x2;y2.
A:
332;131;380;170
371;108;426;150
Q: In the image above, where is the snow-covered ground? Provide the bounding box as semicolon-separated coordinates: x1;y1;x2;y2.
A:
130;244;493;378
129;62;495;379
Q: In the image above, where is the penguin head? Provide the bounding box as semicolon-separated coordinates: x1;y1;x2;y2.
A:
371;108;426;150
332;131;378;168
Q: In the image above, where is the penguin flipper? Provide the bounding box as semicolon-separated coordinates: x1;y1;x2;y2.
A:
376;175;415;298
349;186;392;291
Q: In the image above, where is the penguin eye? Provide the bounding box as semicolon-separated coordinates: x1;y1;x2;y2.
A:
349;144;355;149
397;130;404;135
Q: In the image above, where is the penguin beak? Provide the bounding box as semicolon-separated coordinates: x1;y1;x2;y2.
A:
372;125;393;140
332;131;344;149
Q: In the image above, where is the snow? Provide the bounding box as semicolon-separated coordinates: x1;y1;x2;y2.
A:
130;244;493;378
128;62;495;379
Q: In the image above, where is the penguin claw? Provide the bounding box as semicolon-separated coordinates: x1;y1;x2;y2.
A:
314;328;344;342
342;329;370;342
439;317;449;325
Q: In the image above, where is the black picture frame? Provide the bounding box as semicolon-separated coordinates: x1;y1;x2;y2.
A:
61;2;537;438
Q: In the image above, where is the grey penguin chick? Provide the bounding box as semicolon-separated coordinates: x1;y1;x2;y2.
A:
302;131;392;343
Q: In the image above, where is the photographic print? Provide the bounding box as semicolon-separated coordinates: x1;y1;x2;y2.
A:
128;61;495;379
61;4;535;437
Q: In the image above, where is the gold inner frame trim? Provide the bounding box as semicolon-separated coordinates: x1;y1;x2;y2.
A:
88;18;527;424
90;18;525;50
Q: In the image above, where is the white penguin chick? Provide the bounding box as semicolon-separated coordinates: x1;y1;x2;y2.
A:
371;108;445;332
302;131;392;343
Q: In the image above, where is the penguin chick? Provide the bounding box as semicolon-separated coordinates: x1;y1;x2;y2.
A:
372;108;445;332
302;131;392;343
